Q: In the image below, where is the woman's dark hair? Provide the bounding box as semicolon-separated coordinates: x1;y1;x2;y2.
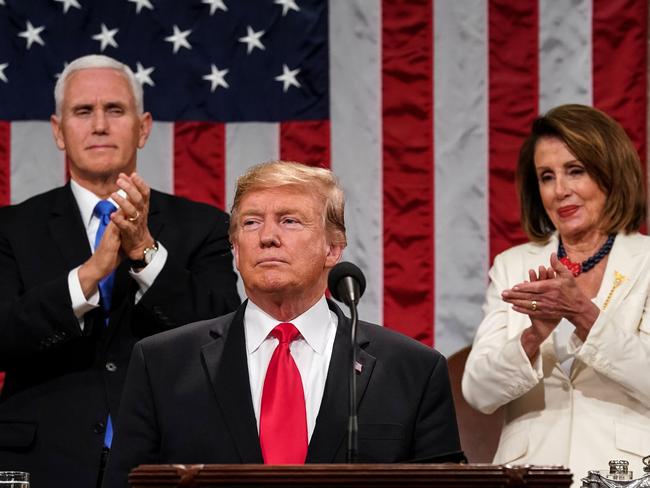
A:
517;104;645;242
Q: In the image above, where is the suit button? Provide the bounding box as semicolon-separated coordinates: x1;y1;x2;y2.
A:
562;382;570;391
105;362;117;372
94;421;106;434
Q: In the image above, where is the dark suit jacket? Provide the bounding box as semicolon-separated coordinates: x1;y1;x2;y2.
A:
103;300;462;488
0;183;240;488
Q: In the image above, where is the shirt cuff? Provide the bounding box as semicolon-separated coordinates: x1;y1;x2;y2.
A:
129;241;168;303
68;266;100;330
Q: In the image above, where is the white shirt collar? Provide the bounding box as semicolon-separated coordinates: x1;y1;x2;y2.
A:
70;179;118;227
244;296;333;356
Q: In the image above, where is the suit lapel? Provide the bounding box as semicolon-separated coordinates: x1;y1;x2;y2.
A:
571;233;647;379
48;184;92;268
201;303;263;463
595;233;645;311
306;301;376;462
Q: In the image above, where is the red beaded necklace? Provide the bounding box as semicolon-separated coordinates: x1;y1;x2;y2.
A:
557;234;616;277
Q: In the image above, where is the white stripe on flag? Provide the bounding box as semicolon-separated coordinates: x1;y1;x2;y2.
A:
539;0;593;111
434;0;489;356
226;122;280;211
11;121;65;204
330;0;383;325
137;121;174;195
225;122;280;300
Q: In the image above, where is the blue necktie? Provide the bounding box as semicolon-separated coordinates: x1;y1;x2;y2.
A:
93;200;116;448
93;200;117;314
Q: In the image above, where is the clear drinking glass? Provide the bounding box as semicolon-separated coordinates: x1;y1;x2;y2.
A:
0;472;29;488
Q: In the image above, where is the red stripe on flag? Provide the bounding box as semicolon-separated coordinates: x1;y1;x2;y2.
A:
0;121;10;206
0;123;5;391
592;0;648;166
382;0;434;346
488;0;538;262
173;122;227;210
279;120;331;168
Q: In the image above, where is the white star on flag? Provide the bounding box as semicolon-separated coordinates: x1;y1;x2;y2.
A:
238;26;265;55
92;24;119;51
0;63;8;83
128;0;154;14
202;0;227;15
164;25;192;54
0;0;6;5
54;0;82;13
18;21;45;49
202;64;229;92
275;64;301;92
134;62;155;87
275;0;299;16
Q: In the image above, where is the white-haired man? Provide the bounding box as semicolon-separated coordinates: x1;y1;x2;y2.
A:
0;55;240;487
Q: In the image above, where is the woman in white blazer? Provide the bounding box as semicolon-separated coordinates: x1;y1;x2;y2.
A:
462;104;650;485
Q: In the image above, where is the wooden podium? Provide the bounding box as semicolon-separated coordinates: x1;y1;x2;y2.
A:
129;464;572;487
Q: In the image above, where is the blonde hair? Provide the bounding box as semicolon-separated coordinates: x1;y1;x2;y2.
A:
229;161;347;247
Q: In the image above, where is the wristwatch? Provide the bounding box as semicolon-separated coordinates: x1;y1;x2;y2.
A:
129;241;159;269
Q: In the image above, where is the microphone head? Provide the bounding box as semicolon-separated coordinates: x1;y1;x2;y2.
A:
328;261;366;303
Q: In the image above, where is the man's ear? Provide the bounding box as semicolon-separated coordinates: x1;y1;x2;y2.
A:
325;243;344;268
50;115;66;151
137;112;153;149
232;240;240;271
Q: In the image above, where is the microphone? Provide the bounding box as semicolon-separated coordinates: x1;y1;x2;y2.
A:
328;261;366;306
328;261;366;463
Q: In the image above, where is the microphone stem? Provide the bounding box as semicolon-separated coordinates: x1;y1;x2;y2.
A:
347;301;359;463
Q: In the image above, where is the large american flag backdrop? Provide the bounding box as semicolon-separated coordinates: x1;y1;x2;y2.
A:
0;0;648;370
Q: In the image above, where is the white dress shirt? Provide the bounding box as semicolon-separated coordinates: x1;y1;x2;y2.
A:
66;179;167;329
244;296;338;441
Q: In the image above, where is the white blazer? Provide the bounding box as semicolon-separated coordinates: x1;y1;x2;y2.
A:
462;232;650;485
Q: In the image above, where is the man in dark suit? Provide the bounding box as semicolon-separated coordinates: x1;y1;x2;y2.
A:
103;161;462;488
0;55;240;487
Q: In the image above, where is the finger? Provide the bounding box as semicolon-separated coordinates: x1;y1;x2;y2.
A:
538;265;548;281
512;303;556;318
529;269;538;282
511;304;532;315
111;190;139;219
510;279;551;294
511;301;540;315
550;252;573;278
116;174;144;208
129;173;151;202
502;290;538;304
110;211;139;233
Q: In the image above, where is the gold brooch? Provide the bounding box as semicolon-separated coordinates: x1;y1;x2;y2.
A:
602;271;627;310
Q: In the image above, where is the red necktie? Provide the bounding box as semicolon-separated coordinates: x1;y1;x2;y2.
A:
259;322;308;464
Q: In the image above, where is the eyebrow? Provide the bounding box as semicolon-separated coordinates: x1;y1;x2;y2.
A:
240;207;309;219
69;100;127;111
536;159;581;171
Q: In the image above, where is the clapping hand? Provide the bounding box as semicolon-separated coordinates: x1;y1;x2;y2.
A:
502;253;597;359
110;172;156;261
